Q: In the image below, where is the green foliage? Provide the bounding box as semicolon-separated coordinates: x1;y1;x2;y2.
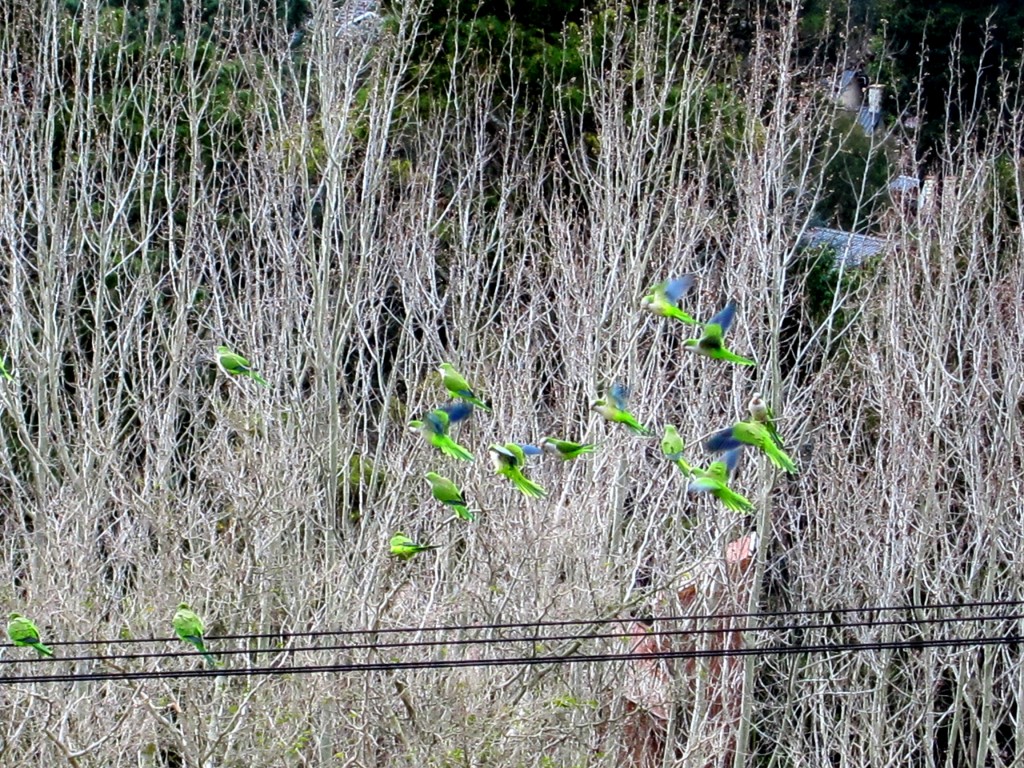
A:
873;0;1024;155
814;113;894;231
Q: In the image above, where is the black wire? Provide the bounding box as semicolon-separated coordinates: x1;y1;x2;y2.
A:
3;608;1019;667
1;632;1018;686
23;597;1024;649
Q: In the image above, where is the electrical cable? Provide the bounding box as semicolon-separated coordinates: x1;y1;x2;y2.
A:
20;596;1024;649
2;605;1019;667
1;631;1018;686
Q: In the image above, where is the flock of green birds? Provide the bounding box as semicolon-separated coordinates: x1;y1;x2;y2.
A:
3;276;796;666
397;275;797;556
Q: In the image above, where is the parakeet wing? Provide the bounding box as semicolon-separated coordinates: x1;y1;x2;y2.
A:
609;383;629;411
663;275;694;303
705;302;737;334
705;428;744;453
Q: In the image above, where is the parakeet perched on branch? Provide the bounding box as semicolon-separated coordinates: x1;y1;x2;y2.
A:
390;533;439;560
216;346;269;386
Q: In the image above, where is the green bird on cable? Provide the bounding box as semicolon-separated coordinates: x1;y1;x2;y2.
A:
438;363;491;412
660;425;693;476
390;532;439;560
683;302;756;366
173;603;219;666
6;612;53;657
705;419;797;474
539;436;598;461
688;448;754;513
425;471;475;521
591;384;653;436
489;443;547;498
216;345;269;387
409;403;475;462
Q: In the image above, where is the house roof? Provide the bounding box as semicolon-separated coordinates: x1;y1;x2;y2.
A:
802;228;890;267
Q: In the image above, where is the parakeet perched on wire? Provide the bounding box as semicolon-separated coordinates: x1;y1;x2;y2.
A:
747;392;784;448
539;436;598;461
425;471;475;521
173;603;218;666
390;532;439;560
409;403;476;462
640;275;697;325
591;384;653;436
705;420;797;474
683;302;755;366
688;448;753;513
660;425;693;476
6;613;53;657
438;363;491;412
488;443;547;498
216;345;269;386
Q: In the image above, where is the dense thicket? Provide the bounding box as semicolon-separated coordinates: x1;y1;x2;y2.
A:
1;1;1022;766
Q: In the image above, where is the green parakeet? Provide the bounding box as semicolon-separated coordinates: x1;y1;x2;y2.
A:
390;532;439;560
409;403;476;462
438;363;491;412
747;392;784;448
591;384;653;436
688;449;753;513
488;443;547;498
660;425;693;476
216;345;269;386
173;603;218;666
683;302;756;366
425;471;475;521
0;356;13;381
640;275;697;325
6;612;53;657
706;420;797;474
539;436;597;461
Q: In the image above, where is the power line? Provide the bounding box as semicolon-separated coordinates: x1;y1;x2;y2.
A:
3;606;1019;667
18;597;1024;650
1;632;1018;686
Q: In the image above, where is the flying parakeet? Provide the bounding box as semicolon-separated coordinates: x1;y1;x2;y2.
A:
705;420;797;474
640;275;697;325
660;425;693;476
425;471;475;521
488;443;547;498
438;363;491;412
216;345;269;386
390;532;439;560
683;302;756;366
747;392;784;448
591;384;653;436
409;403;476;462
6;613;53;657
688;448;754;513
173;603;218;666
539;436;598;461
